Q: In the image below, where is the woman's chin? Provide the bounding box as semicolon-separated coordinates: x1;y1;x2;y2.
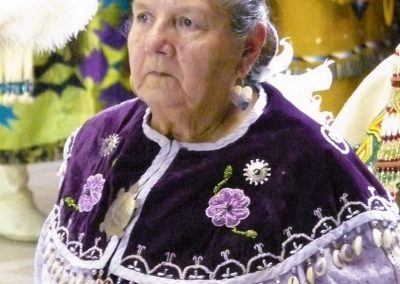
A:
139;90;185;109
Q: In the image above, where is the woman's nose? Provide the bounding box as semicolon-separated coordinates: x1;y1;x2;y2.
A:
145;23;175;57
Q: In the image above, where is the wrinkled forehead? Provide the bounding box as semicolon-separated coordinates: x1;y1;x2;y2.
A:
131;0;225;14
131;0;232;32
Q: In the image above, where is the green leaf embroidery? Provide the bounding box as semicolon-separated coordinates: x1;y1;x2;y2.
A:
213;165;233;195
64;197;80;211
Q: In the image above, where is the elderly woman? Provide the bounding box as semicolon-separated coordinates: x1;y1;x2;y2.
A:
35;0;400;283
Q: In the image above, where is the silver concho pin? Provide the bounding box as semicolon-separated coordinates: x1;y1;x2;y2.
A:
100;183;138;240
243;159;271;185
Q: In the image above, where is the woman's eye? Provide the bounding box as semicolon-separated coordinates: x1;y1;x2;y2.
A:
136;13;149;23
183;18;192;27
178;17;196;29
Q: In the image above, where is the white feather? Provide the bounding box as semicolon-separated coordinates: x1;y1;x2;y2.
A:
0;0;98;51
259;41;334;125
265;38;294;74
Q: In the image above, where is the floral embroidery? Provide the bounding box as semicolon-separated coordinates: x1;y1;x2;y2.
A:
78;174;106;212
45;191;398;281
100;133;120;157
207;165;258;239
243;159;271;185
206;188;250;227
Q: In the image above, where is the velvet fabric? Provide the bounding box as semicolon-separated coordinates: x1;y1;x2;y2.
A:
35;83;400;283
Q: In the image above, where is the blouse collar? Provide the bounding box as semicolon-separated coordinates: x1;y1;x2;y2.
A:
142;86;268;151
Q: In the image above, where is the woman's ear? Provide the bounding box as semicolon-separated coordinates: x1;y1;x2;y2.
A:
237;23;267;78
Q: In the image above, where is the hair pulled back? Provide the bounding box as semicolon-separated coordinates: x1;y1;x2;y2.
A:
217;0;279;84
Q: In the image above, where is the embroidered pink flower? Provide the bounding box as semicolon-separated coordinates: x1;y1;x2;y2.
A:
206;188;250;228
78;174;106;212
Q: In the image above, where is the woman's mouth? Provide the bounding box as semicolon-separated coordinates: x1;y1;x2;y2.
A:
148;71;171;77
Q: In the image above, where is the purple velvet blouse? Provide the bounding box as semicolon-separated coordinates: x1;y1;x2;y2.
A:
35;83;400;284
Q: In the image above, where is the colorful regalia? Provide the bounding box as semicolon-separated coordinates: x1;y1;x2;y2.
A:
0;0;132;242
0;0;132;164
356;44;400;200
0;0;98;242
35;83;400;283
269;0;395;115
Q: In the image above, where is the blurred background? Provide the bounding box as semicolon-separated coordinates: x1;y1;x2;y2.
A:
0;162;58;283
0;0;399;283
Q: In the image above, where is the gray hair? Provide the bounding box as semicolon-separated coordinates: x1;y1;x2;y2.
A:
217;0;279;84
127;0;278;84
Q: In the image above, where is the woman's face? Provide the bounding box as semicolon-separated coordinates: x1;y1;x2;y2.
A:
128;0;244;111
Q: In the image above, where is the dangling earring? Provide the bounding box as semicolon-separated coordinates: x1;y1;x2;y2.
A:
230;79;253;111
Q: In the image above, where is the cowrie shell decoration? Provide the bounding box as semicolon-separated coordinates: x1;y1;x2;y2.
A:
306;260;315;284
352;234;363;256
332;249;344;268
339;243;354;262
373;227;383;247
75;273;86;284
383;228;394;249
287;275;300;284
314;255;328;277
68;275;77;284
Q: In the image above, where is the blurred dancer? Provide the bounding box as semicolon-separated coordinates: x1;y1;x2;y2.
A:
270;0;394;115
0;0;131;241
333;44;400;200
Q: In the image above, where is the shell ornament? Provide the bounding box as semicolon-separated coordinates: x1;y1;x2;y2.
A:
243;159;271;185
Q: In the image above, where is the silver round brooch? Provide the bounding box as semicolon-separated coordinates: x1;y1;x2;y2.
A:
100;133;120;157
243;159;271;185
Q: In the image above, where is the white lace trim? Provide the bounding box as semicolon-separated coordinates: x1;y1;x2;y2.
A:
57;126;81;189
320;125;350;155
39;191;399;283
40;204;119;269
106;194;399;283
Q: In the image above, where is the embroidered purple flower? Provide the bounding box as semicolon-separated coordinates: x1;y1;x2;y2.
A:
206;188;250;228
78;174;106;212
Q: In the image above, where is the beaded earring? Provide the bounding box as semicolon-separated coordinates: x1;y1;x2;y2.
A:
230;79;253;111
